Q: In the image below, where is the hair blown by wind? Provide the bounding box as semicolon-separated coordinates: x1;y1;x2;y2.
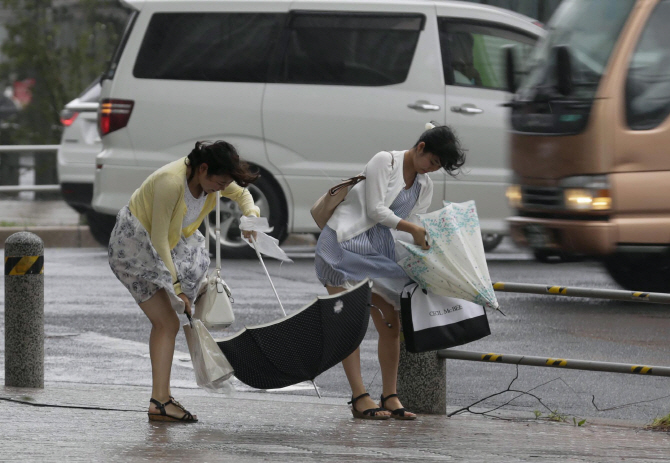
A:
415;124;466;177
185;140;259;187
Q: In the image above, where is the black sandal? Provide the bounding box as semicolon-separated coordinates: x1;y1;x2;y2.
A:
348;393;390;420
148;397;198;423
380;394;416;420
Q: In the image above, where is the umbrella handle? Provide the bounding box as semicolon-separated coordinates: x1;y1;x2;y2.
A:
250;235;287;317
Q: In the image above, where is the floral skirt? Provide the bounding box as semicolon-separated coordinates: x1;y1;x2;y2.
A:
108;206;210;313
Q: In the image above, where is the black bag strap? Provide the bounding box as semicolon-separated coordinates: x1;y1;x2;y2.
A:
404;282;422;298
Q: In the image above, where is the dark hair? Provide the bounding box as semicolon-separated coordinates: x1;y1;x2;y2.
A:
414;124;466;177
185;140;259;187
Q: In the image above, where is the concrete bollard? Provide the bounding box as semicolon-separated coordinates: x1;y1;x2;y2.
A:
397;339;446;414
4;232;44;388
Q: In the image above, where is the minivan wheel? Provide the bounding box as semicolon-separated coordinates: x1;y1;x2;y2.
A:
202;173;288;259
85;211;117;247
482;233;503;252
603;253;670;293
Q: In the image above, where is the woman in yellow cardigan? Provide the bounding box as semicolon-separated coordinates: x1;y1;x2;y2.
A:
108;141;260;422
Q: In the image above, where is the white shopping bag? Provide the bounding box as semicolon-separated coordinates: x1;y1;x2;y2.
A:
183;318;235;394
400;283;490;353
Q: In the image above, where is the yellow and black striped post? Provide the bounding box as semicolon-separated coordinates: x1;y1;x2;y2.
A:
4;232;44;388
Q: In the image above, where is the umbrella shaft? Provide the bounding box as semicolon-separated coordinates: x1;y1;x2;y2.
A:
251;235;286;316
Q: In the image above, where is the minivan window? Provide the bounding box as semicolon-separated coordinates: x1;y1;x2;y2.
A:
439;20;535;90
625;0;670;131
133;13;286;82
279;13;424;86
517;0;635;101
104;11;138;81
78;76;102;102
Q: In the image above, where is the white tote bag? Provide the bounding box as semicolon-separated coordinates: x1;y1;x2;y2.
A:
194;198;235;328
183;317;235;394
400;282;490;353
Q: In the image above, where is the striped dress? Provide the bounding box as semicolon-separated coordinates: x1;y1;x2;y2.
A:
315;178;421;308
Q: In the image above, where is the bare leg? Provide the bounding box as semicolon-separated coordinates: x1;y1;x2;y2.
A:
326;285;390;417
139;289;196;419
369;293;415;418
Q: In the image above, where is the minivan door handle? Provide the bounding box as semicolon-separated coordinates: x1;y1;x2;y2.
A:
451;104;484;115
408;101;441;111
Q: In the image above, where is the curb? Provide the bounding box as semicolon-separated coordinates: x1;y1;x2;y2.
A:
0;226;100;249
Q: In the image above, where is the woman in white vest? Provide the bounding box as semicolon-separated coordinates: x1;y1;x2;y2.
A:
315;124;466;420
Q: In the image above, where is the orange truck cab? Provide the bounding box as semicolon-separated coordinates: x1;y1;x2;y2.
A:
505;0;670;292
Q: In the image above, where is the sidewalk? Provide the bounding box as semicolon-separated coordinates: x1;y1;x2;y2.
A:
0;199;319;249
0;198;98;248
2;382;668;462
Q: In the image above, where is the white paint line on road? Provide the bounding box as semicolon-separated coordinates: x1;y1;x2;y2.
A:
74;331;317;394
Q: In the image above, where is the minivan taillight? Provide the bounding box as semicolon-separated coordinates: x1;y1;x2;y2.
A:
98;98;134;136
60;110;79;127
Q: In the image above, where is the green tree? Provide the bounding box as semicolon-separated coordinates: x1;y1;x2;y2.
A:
0;0;129;194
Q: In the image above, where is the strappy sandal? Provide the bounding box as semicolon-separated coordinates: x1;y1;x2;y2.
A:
348;393;390;420
380;394;417;420
148;397;198;423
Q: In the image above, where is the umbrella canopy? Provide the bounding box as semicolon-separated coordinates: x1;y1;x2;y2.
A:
216;279;371;390
398;201;500;310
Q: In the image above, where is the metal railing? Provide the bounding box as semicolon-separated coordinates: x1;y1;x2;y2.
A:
0;145;60;193
438;349;670;377
435;281;670;377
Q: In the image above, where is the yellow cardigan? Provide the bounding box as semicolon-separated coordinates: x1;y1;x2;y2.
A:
128;157;260;295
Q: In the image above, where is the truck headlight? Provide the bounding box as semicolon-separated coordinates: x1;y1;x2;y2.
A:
506;184;522;208
562;176;611;211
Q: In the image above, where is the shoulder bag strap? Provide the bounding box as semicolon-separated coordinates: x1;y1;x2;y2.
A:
329;175;366;196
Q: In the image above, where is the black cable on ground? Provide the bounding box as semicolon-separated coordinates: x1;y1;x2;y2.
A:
0;396;143;413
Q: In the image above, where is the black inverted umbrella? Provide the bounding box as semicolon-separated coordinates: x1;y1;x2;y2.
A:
216;279;371;391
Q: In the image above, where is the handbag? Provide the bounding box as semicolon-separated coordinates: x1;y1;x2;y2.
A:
310;175;365;229
193;197;235;328
183;315;235;394
310;151;394;229
400;282;490;353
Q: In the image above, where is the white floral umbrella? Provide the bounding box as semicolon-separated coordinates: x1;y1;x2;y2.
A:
398;201;501;312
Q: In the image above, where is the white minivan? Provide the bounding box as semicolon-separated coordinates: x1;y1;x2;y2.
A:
93;0;543;257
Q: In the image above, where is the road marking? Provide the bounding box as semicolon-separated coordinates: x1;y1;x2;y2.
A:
74;332;316;393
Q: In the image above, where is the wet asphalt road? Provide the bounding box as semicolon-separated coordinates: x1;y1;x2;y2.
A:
1;240;669;425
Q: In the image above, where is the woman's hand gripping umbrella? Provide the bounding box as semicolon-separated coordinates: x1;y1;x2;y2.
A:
397;200;503;315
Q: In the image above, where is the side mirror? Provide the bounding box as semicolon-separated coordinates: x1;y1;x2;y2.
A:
555;45;573;96
504;45;517;94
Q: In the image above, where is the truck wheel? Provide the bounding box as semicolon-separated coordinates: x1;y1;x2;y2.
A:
603;254;670;293
482;233;503;252
202;171;288;259
85;211;117;247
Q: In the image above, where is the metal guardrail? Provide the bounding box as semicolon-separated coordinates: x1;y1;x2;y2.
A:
436;282;670;379
0;185;60;193
0;145;60;193
438;349;670;377
0;145;59;152
493;281;670;304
